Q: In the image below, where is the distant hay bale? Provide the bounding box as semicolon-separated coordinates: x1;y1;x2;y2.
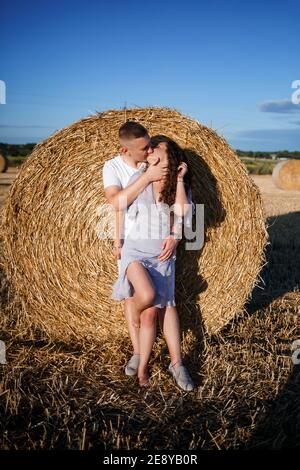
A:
0;107;268;344
272;159;300;190
0;154;8;173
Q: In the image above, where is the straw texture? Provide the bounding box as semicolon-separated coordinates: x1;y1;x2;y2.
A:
272;159;300;190
0;107;268;344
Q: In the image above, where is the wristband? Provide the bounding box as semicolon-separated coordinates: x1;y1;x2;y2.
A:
170;231;182;240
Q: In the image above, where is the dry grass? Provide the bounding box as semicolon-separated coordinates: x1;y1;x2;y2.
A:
0;143;299;450
0;293;299;449
250;174;300;217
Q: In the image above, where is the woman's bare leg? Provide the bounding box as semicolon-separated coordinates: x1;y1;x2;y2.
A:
126;261;157;386
158;306;183;369
138;306;158;387
124;298;141;354
126;261;156;328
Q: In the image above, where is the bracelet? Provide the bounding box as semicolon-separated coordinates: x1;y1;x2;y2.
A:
177;178;184;182
170;231;182;240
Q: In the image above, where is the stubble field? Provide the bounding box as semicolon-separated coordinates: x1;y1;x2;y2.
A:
0;171;299;450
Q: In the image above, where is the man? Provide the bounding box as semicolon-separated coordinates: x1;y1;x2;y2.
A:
102;121;194;391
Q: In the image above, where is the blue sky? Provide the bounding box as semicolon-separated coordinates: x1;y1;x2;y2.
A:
0;0;299;150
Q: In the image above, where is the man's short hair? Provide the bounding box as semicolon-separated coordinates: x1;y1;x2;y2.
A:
119;121;148;140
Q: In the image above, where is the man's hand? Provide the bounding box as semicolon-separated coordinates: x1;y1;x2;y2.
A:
145;156;168;183
147;155;159;166
157;236;179;262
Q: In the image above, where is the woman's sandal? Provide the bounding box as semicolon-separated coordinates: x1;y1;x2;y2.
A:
125;354;140;376
168;362;195;391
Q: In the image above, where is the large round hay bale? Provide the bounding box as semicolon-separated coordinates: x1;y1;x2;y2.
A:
0;108;268;344
272;159;300;190
0;154;8;173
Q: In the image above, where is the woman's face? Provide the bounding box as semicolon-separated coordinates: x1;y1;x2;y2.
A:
147;142;168;166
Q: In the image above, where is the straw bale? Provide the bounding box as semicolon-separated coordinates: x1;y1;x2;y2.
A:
0;108;268;343
0;154;8;173
272;159;300;190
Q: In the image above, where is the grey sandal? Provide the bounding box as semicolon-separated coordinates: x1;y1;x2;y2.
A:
168;363;195;391
125;354;140;376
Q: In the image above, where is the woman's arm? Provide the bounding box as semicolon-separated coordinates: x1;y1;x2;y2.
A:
158;163;192;261
173;179;190;215
112;210;124;259
170;163;192;238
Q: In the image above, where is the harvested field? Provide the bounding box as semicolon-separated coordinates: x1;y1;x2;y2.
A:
0;172;299;450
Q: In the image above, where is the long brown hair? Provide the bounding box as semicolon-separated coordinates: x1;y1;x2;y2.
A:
149;135;193;207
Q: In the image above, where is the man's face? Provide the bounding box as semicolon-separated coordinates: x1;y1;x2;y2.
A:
122;136;153;161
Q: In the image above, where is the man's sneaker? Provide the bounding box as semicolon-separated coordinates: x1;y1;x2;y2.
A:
125;354;140;376
168;363;195;391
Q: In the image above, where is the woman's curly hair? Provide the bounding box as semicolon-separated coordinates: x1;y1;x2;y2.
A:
149;135;193;208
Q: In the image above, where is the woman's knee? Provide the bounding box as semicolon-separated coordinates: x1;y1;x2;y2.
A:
140;307;157;327
137;288;156;309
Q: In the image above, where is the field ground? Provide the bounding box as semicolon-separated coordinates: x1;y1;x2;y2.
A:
0;168;18;205
251;174;300;216
0;173;299;449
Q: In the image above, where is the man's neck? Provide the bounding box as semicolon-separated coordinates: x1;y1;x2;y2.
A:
120;153;141;169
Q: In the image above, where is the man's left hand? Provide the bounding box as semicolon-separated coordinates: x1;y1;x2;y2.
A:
158;236;179;262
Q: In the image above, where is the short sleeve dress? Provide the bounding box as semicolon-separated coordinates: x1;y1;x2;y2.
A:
111;165;195;308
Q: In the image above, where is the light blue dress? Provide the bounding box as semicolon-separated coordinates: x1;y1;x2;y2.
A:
111;166;194;308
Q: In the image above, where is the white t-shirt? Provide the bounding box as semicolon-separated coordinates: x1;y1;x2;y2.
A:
102;154;144;190
102;154;147;239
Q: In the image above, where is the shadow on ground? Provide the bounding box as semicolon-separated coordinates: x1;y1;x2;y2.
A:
245;211;300;314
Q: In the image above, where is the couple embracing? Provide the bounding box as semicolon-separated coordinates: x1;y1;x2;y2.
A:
102;121;195;391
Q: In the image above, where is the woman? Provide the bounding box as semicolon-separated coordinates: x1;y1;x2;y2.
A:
112;135;195;390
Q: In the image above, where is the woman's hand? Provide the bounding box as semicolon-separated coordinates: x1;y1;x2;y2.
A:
177;162;188;180
157;236;179;262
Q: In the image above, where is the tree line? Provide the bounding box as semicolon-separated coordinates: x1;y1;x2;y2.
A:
0;143;36;157
236;150;300;159
1;143;300;159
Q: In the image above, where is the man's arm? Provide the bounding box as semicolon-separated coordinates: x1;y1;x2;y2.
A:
104;160;168;210
104;171;151;210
